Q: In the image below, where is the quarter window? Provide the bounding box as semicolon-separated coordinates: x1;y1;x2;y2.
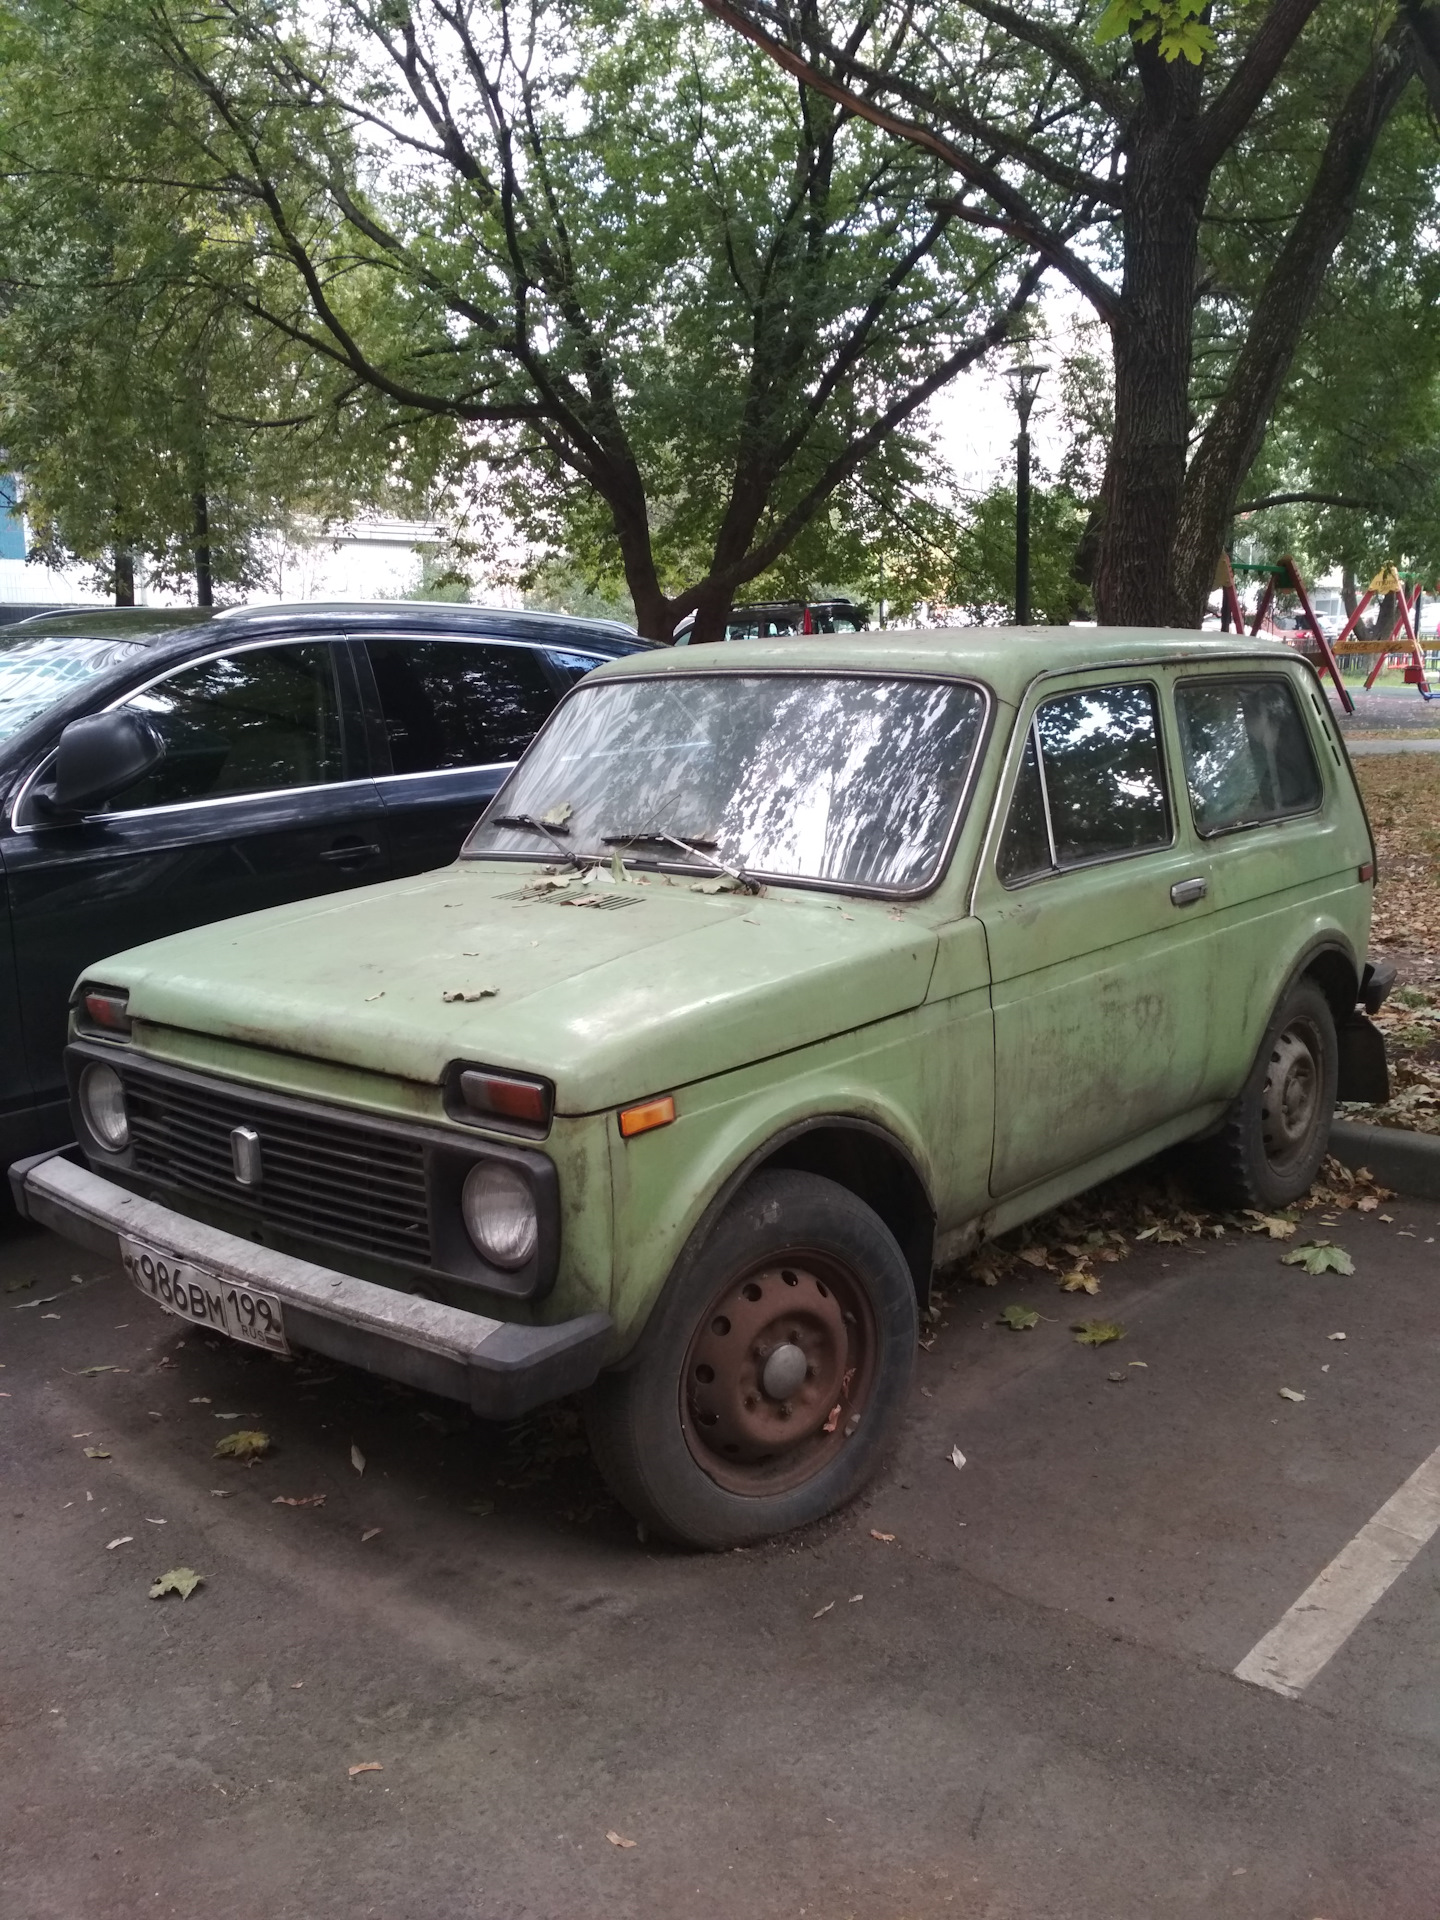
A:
366;639;558;774
998;683;1171;884
1175;677;1322;835
543;648;606;687
107;645;345;810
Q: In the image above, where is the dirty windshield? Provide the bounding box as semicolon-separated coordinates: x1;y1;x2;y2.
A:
465;671;987;892
0;634;143;744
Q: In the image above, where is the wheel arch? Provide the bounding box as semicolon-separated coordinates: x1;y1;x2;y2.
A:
1299;940;1361;1022
610;1115;937;1373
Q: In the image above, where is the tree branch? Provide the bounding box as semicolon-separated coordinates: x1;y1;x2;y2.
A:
1236;491;1382;512
1196;0;1326;170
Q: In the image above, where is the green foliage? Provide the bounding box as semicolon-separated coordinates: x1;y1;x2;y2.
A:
1095;0;1216;66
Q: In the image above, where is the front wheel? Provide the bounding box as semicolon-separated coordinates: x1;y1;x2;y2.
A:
1189;977;1338;1210
585;1170;918;1549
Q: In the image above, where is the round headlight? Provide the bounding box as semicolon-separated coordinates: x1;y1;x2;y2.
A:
80;1062;129;1150
461;1161;537;1269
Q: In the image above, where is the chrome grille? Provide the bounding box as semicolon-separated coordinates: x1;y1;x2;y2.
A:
122;1066;433;1268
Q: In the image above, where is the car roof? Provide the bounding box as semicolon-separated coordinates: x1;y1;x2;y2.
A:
584;625;1305;704
16;600;645;653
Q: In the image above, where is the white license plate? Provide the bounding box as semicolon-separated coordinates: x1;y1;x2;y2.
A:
121;1238;289;1354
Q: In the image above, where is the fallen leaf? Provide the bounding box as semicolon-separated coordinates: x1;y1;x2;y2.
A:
364;991;384;1002
105;1536;133;1550
1073;1320;1126;1347
689;879;728;894
849;1593;864;1603
272;1494;326;1508
1328;1331;1347;1341
869;1529;896;1543
82;1447;110;1460
1244;1211;1298;1240
149;1567;203;1600
351;1444;366;1475
12;1292;63;1310
190;1397;211;1405
361;1527;382;1543
348;1762;383;1778
1278;1387;1307;1403
441;987;498;1002
997;1303;1040;1330
209;1488;233;1498
1356;1194;1378;1212
4;1277;35;1293
950;1445;966;1469
1059;1270;1100;1294
144;1517;166;1525
1127;1360;1149;1368
1280;1240;1355;1275
1018;1246;1050;1269
214;1429;271;1460
465;1499;494;1516
812;1601;835;1618
540;803;573;827
1107;1371;1127;1384
75;1364;118;1375
822;1402;843;1432
605;1831;637;1849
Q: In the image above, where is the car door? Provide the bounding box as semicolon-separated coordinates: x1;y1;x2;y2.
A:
5;636;388;1116
358;635;590;875
974;676;1218;1199
0;857;38;1161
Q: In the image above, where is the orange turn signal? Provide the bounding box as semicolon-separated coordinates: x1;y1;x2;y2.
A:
618;1094;676;1139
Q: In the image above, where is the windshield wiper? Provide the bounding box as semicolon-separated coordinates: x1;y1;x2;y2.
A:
489;813;591;869
602;829;757;893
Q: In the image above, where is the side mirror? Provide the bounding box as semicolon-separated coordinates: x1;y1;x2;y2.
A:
38;710;164;815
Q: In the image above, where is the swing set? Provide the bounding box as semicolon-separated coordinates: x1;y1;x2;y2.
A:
1218;555;1435;715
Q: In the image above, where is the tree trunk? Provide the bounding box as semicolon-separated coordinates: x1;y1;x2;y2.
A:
1092;53;1206;627
113;546;135;606
192;490;213;607
1170;27;1414;622
1342;566;1358;621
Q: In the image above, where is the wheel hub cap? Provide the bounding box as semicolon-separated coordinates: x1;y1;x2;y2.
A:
1263;1023;1320;1158
761;1341;809;1401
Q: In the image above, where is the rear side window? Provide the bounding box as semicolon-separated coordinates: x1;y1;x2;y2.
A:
1175;677;1322;836
998;683;1171;884
366;640;558;773
109;644;345;810
543;648;605;687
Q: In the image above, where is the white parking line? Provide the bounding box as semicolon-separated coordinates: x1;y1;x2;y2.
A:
1235;1442;1440;1697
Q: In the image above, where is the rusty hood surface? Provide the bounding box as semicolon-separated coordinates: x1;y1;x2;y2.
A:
87;861;943;1113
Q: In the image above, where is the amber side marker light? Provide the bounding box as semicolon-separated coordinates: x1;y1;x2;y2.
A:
1359;862;1375;883
619;1094;676;1139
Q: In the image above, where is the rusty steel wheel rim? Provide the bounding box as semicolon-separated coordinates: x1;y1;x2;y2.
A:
1261;1017;1324;1173
680;1252;878;1496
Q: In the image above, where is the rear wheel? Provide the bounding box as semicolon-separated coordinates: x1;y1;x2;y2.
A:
1190;977;1337;1210
585;1170;918;1549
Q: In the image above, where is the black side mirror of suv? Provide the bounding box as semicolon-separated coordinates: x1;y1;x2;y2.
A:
34;711;164;816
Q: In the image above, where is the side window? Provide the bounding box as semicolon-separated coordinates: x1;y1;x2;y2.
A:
1175;677;1322;835
997;682;1170;885
366;640;557;774
108;645;344;811
543;648;605;688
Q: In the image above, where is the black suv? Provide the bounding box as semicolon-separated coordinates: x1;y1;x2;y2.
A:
0;600;645;1166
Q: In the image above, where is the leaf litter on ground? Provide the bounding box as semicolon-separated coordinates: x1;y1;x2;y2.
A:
996;1303;1040;1330
149;1567;203;1600
214;1429;270;1461
1073;1320;1126;1347
1281;1240;1355;1275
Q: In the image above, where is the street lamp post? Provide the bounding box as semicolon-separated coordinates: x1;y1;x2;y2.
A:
1004;362;1047;625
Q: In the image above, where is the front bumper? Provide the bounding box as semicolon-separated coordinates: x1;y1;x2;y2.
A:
9;1147;613;1420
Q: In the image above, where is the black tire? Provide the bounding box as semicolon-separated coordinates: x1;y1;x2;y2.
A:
585;1169;918;1550
1188;977;1338;1210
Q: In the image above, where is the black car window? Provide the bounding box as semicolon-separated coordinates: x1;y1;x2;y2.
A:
106;644;345;811
366;639;558;773
1175;676;1322;835
543;648;606;688
998;682;1170;884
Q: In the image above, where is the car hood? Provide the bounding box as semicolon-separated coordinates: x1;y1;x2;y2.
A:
93;862;941;1113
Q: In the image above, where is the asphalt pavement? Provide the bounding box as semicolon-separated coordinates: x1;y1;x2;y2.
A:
4;1187;1440;1919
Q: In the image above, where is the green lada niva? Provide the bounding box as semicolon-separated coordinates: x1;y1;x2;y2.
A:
10;629;1391;1547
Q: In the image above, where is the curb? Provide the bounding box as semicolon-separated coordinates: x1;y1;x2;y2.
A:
1328;1118;1440;1202
1343;737;1440;756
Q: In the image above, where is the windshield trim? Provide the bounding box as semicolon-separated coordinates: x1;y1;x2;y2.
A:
465;665;996;901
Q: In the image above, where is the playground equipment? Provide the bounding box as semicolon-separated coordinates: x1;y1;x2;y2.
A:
1221;556;1436;710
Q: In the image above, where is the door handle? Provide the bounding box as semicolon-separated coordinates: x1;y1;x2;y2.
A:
320;840;382;866
1170;876;1207;907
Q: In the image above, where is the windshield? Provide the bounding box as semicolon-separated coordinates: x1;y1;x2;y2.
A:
464;671;988;893
0;634;144;744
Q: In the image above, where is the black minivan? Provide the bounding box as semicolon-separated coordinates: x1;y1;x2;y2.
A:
0;600;645;1168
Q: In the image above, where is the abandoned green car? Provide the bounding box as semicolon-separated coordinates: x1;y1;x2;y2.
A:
11;629;1391;1547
